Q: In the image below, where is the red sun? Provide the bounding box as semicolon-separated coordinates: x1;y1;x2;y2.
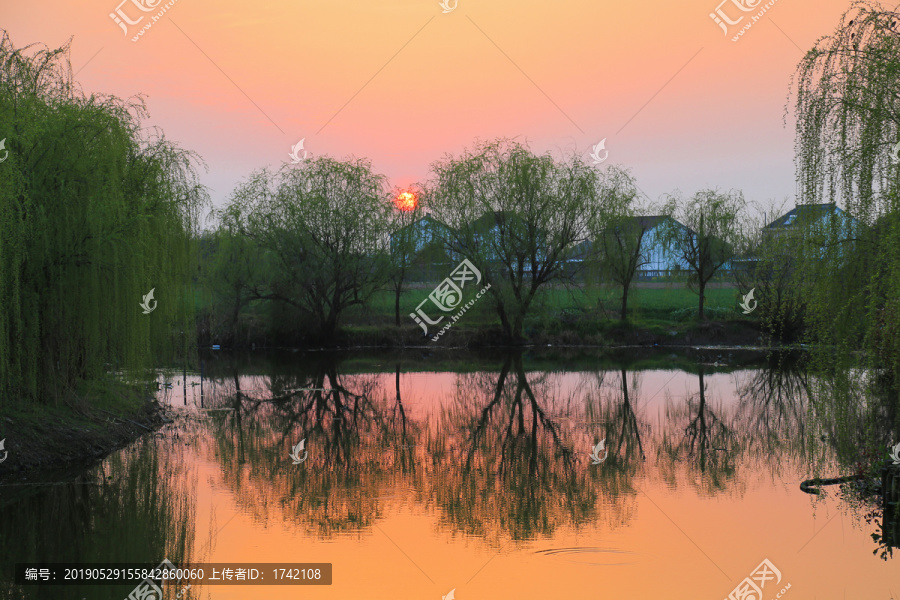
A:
395;190;418;212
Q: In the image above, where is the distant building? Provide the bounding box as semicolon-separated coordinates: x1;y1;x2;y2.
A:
732;203;859;276
634;216;692;278
468;211;549;272
572;216;693;280
762;202;858;258
390;215;455;280
390;214;452;254
763;202;856;241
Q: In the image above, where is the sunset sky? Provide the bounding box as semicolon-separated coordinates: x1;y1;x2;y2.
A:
5;0;862;221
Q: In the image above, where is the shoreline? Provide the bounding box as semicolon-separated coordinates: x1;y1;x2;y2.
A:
289;317;768;350
0;322;777;479
0;383;168;481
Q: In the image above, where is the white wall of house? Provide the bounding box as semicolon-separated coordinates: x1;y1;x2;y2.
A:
639;225;690;276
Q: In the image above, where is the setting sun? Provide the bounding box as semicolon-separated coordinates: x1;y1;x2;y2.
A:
394;190;418;212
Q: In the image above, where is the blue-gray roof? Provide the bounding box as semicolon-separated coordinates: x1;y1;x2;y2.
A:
764;203;849;229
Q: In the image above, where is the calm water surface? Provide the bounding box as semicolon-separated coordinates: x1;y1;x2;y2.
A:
2;349;899;599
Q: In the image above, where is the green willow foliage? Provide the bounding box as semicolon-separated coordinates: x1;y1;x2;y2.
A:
733;204;808;343
661;189;746;321
792;2;900;393
428;139;606;341
0;32;207;407
215;158;392;341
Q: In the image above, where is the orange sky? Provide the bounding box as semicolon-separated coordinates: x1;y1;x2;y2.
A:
4;0;861;218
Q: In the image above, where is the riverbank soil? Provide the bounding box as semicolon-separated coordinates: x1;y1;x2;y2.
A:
347;317;763;349
0;379;166;479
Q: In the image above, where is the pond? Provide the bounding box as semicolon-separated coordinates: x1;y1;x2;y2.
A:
2;348;898;599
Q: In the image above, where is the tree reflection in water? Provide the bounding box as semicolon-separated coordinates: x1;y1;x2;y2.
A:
203;357;419;538
193;350;897;559
659;366;738;495
435;353;643;544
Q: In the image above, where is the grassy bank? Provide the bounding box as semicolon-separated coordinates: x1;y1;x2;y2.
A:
199;281;762;348
348;283;740;323
0;378;166;479
335;283;757;347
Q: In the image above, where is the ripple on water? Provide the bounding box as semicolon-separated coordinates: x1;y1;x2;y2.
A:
534;547;637;566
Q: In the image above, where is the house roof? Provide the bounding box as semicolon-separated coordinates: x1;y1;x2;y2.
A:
390;214;451;238
470;210;528;231
603;215;688;235
764;203;846;229
631;215;668;229
567;215;688;258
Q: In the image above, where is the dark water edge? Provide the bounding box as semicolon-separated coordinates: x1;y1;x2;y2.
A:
0;346;786;483
218;316;764;350
194;344;787;375
2;346;898;600
0;388;167;480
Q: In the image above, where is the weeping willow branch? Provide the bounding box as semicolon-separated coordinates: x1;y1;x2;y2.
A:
789;1;900;393
0;30;209;406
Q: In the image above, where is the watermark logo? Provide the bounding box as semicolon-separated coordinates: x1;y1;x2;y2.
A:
724;558;788;600
589;139;608;165
890;441;900;465
739;288;757;314
710;0;760;34
289;139;308;164
890;141;900;163
0;138;8;163
140;288;157;314
439;0;458;13
0;439;7;464
712;0;782;42
290;438;308;464
110;0;160;35
110;0;182;42
410;259;490;340
442;589;456;600
124;558;176;600
589;438;608;464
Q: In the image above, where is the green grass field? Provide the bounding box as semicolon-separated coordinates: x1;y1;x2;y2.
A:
346;283;742;328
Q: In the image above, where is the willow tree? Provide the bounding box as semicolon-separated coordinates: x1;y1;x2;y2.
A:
591;167;649;321
792;1;900;388
733;201;808;342
200;206;262;346
427;139;605;342
220;158;392;341
661;189;746;320
0;31;207;407
387;187;425;327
